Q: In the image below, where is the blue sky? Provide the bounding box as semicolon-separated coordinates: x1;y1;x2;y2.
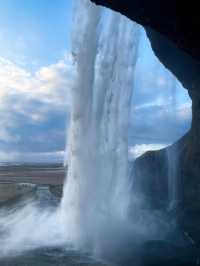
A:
0;0;192;162
0;0;73;68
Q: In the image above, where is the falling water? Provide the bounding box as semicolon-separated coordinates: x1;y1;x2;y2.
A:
167;145;180;210
167;78;180;210
61;0;140;253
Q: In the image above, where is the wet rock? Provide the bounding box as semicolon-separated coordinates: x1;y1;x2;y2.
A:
132;148;168;209
132;131;200;246
141;240;199;266
132;134;194;210
49;185;63;198
177;208;200;246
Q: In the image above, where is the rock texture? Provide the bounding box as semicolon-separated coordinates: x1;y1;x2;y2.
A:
133;135;186;208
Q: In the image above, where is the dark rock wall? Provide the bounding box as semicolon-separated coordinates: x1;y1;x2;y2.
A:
132;149;168;209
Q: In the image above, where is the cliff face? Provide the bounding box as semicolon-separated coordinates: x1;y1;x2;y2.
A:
91;0;200;209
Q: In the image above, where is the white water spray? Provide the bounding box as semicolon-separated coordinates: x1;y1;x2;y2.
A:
61;0;140;253
167;77;180;210
167;145;180;210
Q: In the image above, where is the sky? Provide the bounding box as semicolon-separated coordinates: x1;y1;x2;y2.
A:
0;0;192;162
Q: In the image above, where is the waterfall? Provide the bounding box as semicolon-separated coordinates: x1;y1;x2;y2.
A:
61;0;140;252
167;145;180;210
167;77;180;210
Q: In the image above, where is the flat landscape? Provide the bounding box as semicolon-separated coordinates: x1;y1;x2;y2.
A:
0;163;65;185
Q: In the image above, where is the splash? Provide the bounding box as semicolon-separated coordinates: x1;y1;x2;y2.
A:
0;190;67;257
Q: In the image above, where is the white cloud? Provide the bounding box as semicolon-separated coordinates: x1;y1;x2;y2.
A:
0;55;74;107
0;54;74;143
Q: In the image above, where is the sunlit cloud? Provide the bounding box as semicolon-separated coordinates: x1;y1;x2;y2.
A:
0;55;74;149
0;55;74;108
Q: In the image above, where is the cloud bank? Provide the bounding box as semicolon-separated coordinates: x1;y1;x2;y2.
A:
0;54;75;153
